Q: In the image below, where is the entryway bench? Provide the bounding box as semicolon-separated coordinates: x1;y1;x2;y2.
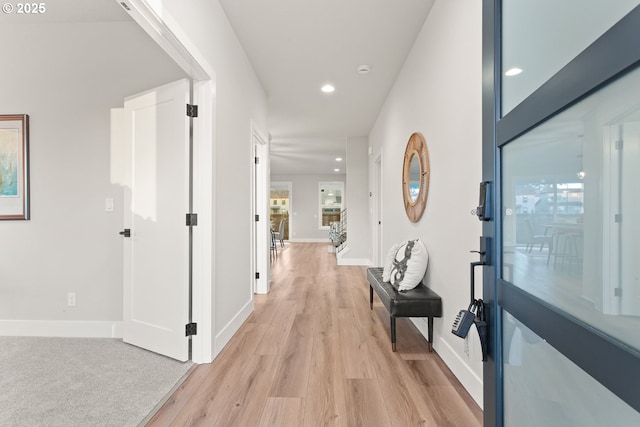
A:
367;267;442;352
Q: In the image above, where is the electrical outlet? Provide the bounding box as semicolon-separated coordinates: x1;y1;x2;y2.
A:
67;292;76;307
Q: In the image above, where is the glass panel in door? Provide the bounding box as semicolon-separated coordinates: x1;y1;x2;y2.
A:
493;2;640;426
502;65;640;352
502;311;640;426
501;0;640;114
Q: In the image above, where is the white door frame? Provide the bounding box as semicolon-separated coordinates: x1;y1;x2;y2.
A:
252;124;269;294
371;151;383;266
602;123;621;315
119;0;216;363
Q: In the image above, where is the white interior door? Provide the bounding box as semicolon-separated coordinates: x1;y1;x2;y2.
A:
122;78;191;361
621;120;640;316
252;128;268;294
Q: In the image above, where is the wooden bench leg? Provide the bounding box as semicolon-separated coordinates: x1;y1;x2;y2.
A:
390;317;396;352
427;316;434;352
369;285;373;309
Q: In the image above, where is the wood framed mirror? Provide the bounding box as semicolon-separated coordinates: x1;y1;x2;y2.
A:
402;132;430;222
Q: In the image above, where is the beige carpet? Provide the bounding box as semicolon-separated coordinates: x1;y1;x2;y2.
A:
0;337;192;427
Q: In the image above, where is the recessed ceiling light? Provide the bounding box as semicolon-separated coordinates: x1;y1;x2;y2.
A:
505;67;523;76
321;84;335;93
336;157;343;162
334;168;340;172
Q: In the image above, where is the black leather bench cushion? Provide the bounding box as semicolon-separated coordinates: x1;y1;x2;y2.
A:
367;267;442;318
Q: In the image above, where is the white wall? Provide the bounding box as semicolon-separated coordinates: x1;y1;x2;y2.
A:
0;0;271;358
0;21;186;333
368;0;483;405
271;173;346;241
146;0;269;350
339;136;370;265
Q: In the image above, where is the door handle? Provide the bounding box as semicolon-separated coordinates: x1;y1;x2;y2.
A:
119;229;131;237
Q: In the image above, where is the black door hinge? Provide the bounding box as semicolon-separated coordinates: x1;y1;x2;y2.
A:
256;272;260;279
186;104;198;118
255;214;259;222
255;156;259;164
185;322;197;336
186;213;198;226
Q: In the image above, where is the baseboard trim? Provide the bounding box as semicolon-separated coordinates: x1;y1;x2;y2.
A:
337;257;370;266
214;298;254;356
435;336;483;408
0;320;124;338
410;317;483;408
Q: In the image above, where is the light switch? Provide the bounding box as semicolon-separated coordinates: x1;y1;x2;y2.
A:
105;198;114;212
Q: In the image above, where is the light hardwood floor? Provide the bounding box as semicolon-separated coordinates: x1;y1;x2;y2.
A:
147;243;482;427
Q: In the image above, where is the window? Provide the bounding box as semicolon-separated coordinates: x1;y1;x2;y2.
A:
319;182;344;229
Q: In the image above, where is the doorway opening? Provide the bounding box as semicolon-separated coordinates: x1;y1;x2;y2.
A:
122;0;216;363
270;182;292;242
372;153;383;266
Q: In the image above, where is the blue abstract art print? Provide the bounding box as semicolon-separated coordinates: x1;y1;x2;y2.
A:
0;115;29;220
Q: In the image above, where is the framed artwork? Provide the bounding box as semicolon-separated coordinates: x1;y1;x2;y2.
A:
0;115;30;220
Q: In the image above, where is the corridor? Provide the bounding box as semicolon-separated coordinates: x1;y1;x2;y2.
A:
148;243;482;426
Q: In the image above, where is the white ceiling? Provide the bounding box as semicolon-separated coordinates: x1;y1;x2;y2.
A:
9;0;435;175
219;0;435;174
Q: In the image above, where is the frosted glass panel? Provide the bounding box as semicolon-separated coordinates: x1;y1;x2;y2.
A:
502;0;640;114
503;311;640;426
501;65;640;351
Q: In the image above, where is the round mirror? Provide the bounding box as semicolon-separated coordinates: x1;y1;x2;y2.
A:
408;152;421;204
402;133;429;222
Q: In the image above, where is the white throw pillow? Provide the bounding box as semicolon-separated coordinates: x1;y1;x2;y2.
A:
388;239;429;291
382;242;404;282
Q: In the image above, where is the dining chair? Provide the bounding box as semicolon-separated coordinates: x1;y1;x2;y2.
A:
524;218;552;252
270;229;277;261
273;218;286;248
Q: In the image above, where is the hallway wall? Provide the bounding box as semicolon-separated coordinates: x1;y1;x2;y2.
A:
0;21;185;333
368;0;484;405
341;136;370;265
